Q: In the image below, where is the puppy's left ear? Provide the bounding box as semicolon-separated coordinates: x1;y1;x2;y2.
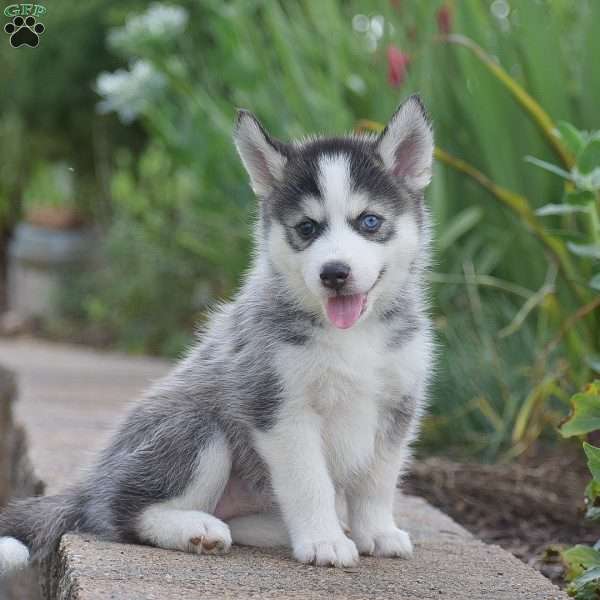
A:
376;95;434;192
234;110;288;198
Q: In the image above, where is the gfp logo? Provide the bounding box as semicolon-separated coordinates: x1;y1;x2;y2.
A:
4;4;46;47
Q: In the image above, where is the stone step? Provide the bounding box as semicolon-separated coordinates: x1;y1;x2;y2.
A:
0;339;567;600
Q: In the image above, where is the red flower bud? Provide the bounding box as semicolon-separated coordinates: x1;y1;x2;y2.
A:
437;4;452;35
387;45;410;88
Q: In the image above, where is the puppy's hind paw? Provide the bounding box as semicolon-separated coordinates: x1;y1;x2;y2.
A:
293;536;359;567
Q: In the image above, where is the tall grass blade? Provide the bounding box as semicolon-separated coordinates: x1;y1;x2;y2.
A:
440;34;574;168
435;147;583;300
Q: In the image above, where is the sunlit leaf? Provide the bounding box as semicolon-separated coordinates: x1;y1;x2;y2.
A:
524;155;572;180
559;381;600;437
563;545;600;581
567;242;600;260
590;274;600;291
573;168;600;192
535;203;588;216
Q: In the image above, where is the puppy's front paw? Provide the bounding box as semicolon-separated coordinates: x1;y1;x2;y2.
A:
293;536;359;567
185;513;232;555
353;528;413;558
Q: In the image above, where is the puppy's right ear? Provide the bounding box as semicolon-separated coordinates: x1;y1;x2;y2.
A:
234;110;288;198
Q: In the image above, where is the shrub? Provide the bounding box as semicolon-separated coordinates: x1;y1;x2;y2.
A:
560;381;600;598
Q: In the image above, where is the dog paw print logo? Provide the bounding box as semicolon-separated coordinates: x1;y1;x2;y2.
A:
3;4;47;48
4;15;44;47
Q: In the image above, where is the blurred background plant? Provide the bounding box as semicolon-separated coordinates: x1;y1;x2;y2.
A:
2;0;600;460
22;162;83;228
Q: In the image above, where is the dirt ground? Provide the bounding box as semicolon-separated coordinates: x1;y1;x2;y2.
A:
406;443;600;586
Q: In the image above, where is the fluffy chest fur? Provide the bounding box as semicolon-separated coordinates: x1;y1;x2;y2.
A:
272;321;426;485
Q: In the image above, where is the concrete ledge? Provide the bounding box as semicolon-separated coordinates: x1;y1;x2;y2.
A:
0;340;568;599
44;496;565;600
0;365;44;600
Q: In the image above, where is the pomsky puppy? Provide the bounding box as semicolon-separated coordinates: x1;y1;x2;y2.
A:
0;94;434;573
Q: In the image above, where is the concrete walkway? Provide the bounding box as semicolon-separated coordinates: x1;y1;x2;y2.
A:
0;338;567;599
0;338;170;494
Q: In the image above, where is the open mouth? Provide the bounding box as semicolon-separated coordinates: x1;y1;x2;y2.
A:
325;293;368;329
323;266;385;330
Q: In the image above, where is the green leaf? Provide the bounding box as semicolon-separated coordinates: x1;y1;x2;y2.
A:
559;381;600;437
568;566;600;598
567;242;600;260
566;190;597;205
590;274;600;291
437;206;483;251
585;443;600;481
563;545;600;581
535;203;588;216
587;506;600;522
579;139;600;174
557;121;587;156
573;168;600;192
524;155;572;179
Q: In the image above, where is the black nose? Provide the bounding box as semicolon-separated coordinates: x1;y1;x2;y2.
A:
320;261;351;291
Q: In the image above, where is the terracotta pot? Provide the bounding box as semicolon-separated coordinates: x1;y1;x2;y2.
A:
25;206;84;230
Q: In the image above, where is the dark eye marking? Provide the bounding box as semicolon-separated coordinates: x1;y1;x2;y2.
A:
295;218;319;240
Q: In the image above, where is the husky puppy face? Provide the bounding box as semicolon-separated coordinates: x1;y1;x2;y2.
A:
234;96;433;329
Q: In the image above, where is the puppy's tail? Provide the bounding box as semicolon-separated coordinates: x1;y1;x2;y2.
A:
0;493;81;575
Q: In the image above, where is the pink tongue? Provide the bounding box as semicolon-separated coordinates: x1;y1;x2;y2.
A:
326;294;366;329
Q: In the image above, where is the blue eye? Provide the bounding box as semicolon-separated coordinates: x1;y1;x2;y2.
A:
296;219;318;239
359;214;382;232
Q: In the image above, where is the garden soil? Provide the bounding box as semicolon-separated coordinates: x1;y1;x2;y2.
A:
407;443;600;588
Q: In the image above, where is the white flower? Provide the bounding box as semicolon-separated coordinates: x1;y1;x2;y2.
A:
96;60;166;123
109;3;188;48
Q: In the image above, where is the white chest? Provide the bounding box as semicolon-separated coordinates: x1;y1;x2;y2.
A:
275;325;392;484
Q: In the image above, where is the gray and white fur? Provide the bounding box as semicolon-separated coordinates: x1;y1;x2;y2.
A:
0;95;434;573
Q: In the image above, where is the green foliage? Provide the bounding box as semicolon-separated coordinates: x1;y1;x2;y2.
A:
563;545;600;581
84;0;408;353
560;382;600;438
0;0;146;224
423;37;600;458
584;443;600;483
560;383;600;598
76;142;250;355
9;1;600;453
